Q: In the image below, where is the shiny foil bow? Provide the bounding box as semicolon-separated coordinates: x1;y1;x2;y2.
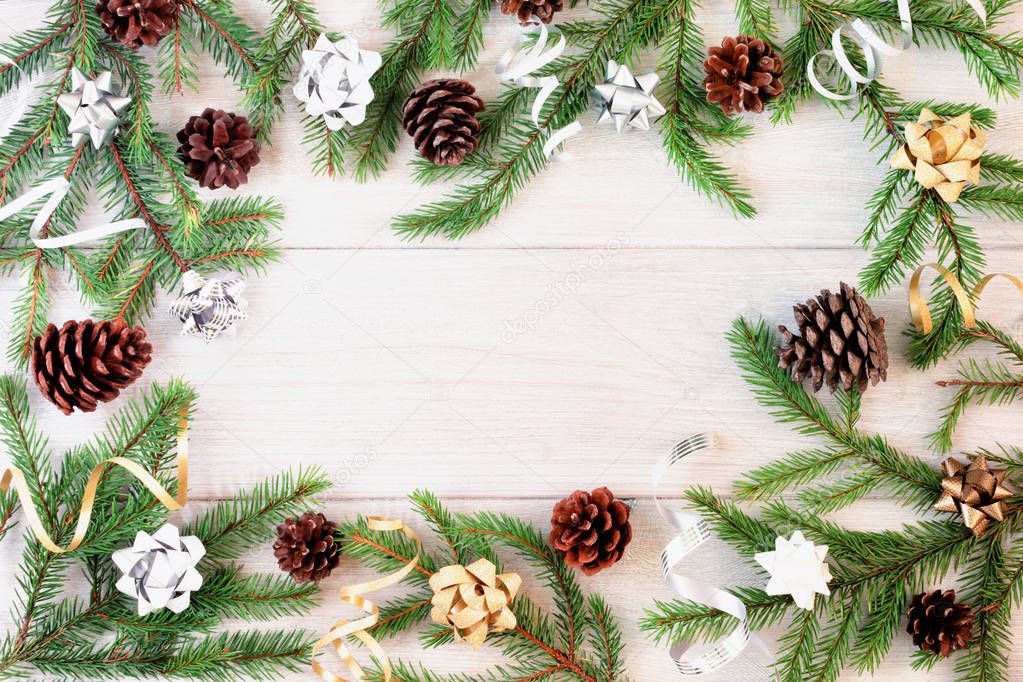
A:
57;67;131;149
169;270;248;342
594;60;665;132
113;523;205;616
429;558;521;648
293;35;381;130
934;455;1013;536
908;262;1023;334
890;109;984;203
0;416;189;554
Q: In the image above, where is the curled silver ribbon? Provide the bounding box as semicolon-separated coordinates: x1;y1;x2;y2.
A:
808;0;986;100
0;176;144;247
653;434;749;675
495;17;581;159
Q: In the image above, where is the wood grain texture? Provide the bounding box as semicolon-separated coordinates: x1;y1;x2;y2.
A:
1;0;1023;679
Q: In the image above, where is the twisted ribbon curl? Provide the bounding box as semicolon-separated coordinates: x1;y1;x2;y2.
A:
909;262;1023;334
495;17;581;159
653;434;751;675
0;416;188;554
311;517;421;682
807;0;987;100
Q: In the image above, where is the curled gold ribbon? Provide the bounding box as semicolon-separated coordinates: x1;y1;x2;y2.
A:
909;262;1023;334
0;416;189;554
312;517;421;682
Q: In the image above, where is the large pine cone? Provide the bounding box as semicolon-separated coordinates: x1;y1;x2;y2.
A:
906;589;973;657
702;35;783;114
177;108;261;190
777;282;889;394
500;0;563;24
550;487;632;576
273;512;341;584
402;79;484;167
31;319;152;415
95;0;177;49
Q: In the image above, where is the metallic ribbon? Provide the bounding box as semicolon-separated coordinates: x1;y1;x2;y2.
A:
807;0;986;101
495;17;581;159
0;416;189;554
909;262;1023;334
312;517;422;682
0;176;145;247
653;434;750;675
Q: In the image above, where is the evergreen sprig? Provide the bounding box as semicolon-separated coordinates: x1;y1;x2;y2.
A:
0;375;328;680
337;489;630;681
0;0;281;368
641;317;1023;679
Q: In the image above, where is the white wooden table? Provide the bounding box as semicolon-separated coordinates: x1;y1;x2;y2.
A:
2;1;1023;679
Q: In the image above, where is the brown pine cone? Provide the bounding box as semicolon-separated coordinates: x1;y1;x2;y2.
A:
702;35;783;114
402;79;484;167
31;319;152;415
550;487;632;576
273;512;341;584
500;0;563;24
906;589;973;657
777;282;889;394
95;0;177;49
177;108;261;190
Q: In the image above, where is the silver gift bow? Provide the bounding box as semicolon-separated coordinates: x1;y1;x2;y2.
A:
57;67;131;149
594;60;665;132
169;270;248;343
293;34;382;130
653;434;750;675
113;523;205;616
807;0;986;100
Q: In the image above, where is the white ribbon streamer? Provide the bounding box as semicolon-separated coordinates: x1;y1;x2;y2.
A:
653;434;750;676
0;176;144;248
495;18;581;159
808;0;987;100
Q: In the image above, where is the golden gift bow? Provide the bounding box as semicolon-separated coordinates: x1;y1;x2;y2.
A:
909;262;1023;334
311;517;421;682
934;455;1014;536
429;558;521;649
890;109;985;203
0;415;189;554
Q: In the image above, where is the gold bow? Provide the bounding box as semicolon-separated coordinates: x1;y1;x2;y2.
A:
429;559;521;648
890;108;984;203
934;455;1014;536
0;416;188;554
311;517;421;682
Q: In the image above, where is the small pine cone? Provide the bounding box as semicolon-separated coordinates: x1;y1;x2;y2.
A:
402;79;485;167
702;35;783;114
500;0;563;24
95;0;177;49
777;282;889;394
177;108;261;190
273;512;341;584
906;589;973;657
550;487;632;576
31;319;152;415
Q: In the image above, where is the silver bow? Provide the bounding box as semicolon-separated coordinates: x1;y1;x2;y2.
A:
169;270;248;342
293;34;381;130
594;60;665;132
112;523;205;616
57;67;131;149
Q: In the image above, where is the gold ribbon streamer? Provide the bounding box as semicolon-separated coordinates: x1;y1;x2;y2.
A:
312;517;421;682
909;262;1023;334
0;416;189;554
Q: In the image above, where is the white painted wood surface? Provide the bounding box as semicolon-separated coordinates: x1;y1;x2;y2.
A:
2;0;1023;679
